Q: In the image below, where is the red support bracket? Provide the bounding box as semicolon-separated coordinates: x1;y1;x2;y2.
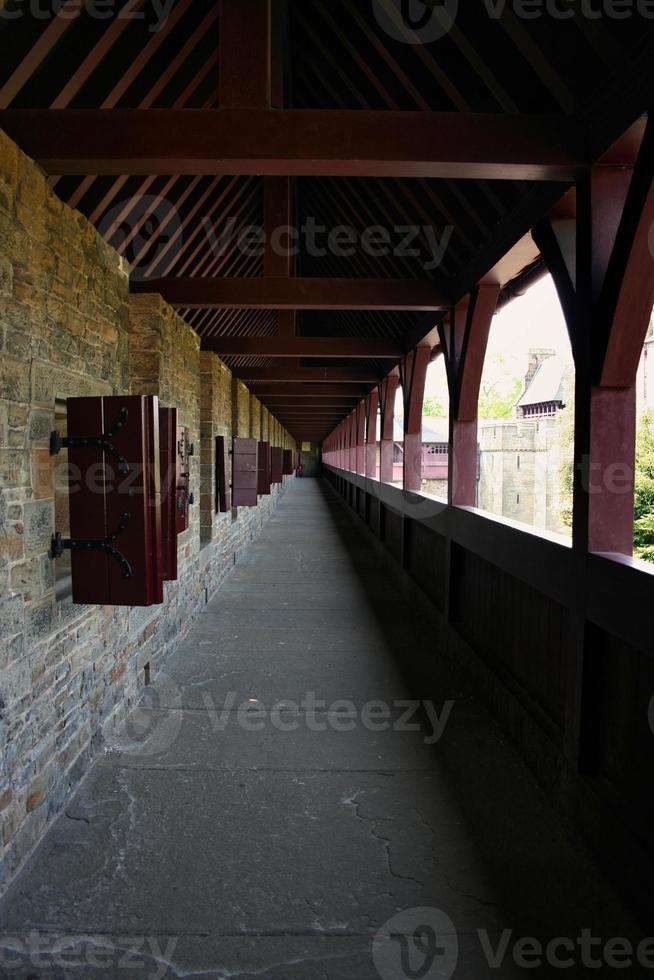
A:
355;400;366;475
400;346;431;492
378;370;399;484
538;119;653;555
441;285;500;506
365;390;379;479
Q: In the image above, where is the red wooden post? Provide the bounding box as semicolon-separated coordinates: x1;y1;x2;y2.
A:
355;400;366;475
365;390;379;479
348;410;357;472
447;286;500;506
379;371;399;484
538;121;654;554
400;346;431;492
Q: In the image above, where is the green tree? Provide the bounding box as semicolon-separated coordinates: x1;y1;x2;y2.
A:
634;409;654;562
478;353;523;419
422;395;445;416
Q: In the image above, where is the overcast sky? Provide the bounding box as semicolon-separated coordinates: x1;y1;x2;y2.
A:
423;274;572;404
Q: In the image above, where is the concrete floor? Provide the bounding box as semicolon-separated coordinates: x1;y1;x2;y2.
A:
0;479;643;978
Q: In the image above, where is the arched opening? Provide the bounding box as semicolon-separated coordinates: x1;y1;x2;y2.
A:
420;353;450;500
634;313;654;564
392;383;404;485
476;275;574;537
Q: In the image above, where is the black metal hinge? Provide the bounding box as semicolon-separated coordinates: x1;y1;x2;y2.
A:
50;407;130;475
51;512;133;579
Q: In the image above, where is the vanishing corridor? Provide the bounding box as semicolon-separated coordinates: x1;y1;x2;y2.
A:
0;481;640;978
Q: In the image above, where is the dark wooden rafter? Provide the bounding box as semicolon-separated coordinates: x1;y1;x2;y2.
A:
57;0;199;211
201;337;402;359
232;366;379;384
252;384;369;398
130;277;448;311
0;0;82;108
0;109;585;181
1;1;652;445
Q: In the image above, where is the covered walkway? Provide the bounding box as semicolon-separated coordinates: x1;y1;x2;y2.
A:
0;479;640;979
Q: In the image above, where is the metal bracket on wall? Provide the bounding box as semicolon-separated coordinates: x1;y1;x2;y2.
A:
49;407;131;475
50;511;133;579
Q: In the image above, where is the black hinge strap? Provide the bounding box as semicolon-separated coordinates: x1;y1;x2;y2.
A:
51;512;133;579
50;407;130;475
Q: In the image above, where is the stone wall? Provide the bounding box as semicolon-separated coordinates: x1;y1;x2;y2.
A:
478;417;567;534
0;128;295;894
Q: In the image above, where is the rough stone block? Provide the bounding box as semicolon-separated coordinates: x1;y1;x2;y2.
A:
0;354;30;404
31;448;54;499
0;594;23;640
0;450;29;488
24;499;53;556
28;409;54;445
0;257;12;296
10;557;44;602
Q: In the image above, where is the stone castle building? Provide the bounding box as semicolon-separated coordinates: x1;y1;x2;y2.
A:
478;351;574;535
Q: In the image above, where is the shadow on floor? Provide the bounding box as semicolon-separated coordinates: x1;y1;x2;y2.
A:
0;479;645;979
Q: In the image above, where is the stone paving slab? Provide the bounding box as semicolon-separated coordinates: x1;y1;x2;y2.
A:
0;479;642;980
0;932;531;979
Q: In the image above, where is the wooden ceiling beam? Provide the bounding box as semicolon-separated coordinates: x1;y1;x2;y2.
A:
220;0;271;108
131;277;447;311
0;109;584;181
201;336;402;358
233;366;379;383
252;384;369;398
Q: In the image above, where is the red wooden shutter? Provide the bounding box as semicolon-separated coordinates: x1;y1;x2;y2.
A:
270;446;283;484
257;441;271;495
65;395;164;606
233;438;258;507
283;449;294;475
159;406;178;581
215;435;232;512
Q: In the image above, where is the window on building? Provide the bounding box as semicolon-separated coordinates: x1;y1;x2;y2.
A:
476;275;574;538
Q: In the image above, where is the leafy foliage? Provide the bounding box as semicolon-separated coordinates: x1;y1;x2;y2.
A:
422;395;445;416
634;410;654;563
558;391;575;531
475;352;524;419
